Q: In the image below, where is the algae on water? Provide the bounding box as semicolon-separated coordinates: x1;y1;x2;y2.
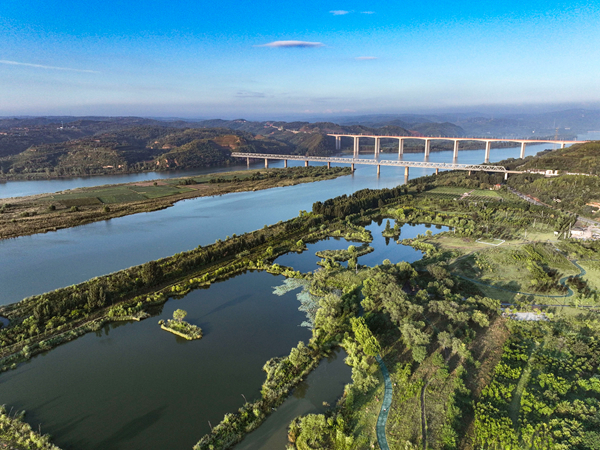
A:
272;278;320;328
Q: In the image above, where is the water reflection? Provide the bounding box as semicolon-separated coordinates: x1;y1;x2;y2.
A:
235;348;351;450
0;271;311;450
274;220;449;273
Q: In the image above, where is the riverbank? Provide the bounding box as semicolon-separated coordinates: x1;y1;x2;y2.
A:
0;166;352;240
0;406;61;450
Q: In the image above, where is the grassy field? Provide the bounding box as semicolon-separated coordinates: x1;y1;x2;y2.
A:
450;242;579;297
52;184;192;205
421;186;504;202
0;166;352;240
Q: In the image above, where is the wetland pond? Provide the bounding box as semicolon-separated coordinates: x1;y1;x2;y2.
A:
1;271;312;450
275;221;449;272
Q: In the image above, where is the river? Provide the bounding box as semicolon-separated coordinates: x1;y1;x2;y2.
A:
0;144;552;305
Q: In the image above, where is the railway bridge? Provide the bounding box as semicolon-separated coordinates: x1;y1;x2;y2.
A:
230;152;519;179
327;134;585;163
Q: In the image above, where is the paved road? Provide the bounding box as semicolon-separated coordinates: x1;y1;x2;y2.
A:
375;355;393;450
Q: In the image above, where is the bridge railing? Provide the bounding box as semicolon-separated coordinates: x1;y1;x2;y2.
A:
230;153;507;172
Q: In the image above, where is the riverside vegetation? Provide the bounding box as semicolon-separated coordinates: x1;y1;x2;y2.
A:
0;166;352;239
3;162;600;449
0;405;61;450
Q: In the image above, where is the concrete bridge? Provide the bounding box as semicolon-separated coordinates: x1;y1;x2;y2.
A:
328;134;585;163
230;152;517;179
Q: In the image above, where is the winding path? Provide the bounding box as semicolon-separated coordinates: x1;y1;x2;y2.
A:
375;355;393;450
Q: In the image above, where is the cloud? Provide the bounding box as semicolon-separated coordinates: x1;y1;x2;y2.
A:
259;40;325;48
355;56;378;60
330;10;350;15
236;91;266;98
361;11;375;14
0;59;99;73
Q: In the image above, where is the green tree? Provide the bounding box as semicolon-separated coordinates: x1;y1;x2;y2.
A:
141;260;163;285
299;414;329;447
350;317;381;356
173;309;187;322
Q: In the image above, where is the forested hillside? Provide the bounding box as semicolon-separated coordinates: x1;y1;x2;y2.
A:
512;141;600;175
0;126;296;178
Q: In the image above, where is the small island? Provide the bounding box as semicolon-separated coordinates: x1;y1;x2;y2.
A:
159;309;203;340
381;219;401;238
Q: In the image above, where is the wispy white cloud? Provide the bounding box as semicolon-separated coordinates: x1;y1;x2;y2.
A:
330;10;350;15
361;11;375;14
236;91;266;98
259;40;325;48
355;56;378;60
0;59;99;73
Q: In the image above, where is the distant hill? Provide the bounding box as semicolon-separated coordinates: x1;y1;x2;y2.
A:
306;109;600;139
410;122;465;137
0;126;295;178
2;112;597;180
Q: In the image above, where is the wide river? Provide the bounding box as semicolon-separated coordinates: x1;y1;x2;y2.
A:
0;143;557;305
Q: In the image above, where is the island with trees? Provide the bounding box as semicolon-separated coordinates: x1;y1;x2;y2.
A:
159;309;203;340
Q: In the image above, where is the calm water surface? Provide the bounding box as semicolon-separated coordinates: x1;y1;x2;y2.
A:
275;221;449;273
235;348;351;450
0;271;311;450
0;144;549;305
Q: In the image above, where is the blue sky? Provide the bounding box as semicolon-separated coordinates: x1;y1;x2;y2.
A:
0;0;599;118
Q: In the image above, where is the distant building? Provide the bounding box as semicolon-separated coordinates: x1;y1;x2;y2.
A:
571;226;593;239
526;169;559;176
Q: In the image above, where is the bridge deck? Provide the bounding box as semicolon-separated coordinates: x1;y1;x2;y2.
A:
230;153;508;172
327;134;584;144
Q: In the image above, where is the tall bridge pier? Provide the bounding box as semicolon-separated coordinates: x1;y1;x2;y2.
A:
424;139;431;157
398;138;404;157
453;140;459;159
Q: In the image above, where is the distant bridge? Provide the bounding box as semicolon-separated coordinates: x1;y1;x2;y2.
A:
327;134;586;163
230;152;518;178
